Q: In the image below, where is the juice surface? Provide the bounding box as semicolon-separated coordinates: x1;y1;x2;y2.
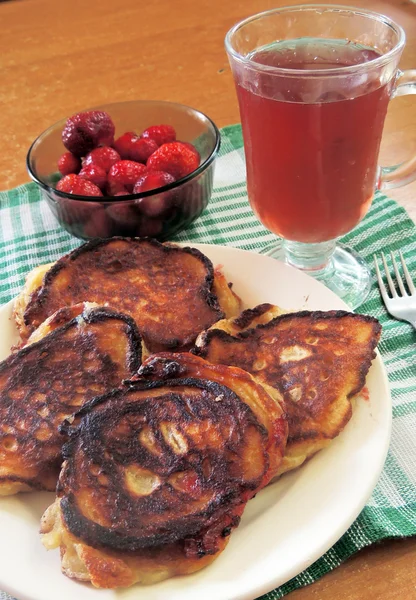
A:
236;39;392;242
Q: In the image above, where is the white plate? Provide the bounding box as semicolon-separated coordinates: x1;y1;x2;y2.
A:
0;244;391;600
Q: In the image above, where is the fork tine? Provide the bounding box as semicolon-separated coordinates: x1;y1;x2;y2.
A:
381;252;397;297
391;252;407;296
374;255;390;302
400;251;415;294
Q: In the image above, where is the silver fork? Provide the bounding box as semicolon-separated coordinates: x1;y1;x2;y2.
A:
374;251;416;330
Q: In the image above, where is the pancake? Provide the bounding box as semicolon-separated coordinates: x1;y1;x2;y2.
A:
40;353;287;588
13;262;55;336
23;302;99;347
14;238;241;353
195;305;381;476
0;306;141;495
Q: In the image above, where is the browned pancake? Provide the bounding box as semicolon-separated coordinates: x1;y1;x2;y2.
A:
0;306;141;495
136;352;287;484
195;306;381;475
21;302;99;349
16;238;241;353
40;353;286;588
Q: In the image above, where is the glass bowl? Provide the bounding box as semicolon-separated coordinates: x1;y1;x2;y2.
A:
26;100;220;240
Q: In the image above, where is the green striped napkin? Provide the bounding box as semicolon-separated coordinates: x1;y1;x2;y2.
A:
0;124;415;600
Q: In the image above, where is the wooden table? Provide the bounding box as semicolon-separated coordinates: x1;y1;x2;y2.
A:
0;1;415;599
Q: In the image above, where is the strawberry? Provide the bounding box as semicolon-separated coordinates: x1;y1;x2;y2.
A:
178;141;200;162
83;208;113;238
133;170;175;194
141;124;176;147
113;132;158;163
112;132;137;159
129;137;159;163
107;160;147;194
147;142;199;179
137;217;163;238
135;195;173;218
133;171;176;218
56;174;103;196
78;164;107;191
106;203;139;227
58;198;101;226
83;146;120;173
62;110;115;156
58;152;81;176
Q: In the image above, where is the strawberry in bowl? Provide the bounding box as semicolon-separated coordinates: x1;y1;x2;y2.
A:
27;101;220;240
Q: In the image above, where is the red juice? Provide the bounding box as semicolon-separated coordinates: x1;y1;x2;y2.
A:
235;39;393;243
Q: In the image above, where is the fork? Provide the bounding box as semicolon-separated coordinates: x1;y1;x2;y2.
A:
374;251;416;330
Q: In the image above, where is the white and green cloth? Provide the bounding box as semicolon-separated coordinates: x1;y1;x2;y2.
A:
0;125;415;600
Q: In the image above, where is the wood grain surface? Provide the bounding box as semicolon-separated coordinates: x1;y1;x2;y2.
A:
0;1;415;599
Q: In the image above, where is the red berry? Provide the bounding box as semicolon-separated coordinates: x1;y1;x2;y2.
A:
56;174;81;192
83;208;113;238
83;146;120;173
78;164;107;191
141;124;176;147
147;142;199;179
106;203;139;226
135;195;173;218
108;183;128;195
58;152;81;176
134;172;175;218
107;160;147;194
62;110;115;157
133;171;175;194
178;141;201;162
58;198;102;226
56;174;103;197
137;217;163;238
130;137;159;163
60;199;111;237
113;132;159;163
113;132;137;159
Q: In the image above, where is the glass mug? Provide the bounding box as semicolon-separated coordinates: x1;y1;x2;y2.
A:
225;5;416;308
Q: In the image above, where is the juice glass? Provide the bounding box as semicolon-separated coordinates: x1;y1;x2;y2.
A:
225;5;416;308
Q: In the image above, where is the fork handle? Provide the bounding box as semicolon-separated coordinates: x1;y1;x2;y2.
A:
378;70;416;190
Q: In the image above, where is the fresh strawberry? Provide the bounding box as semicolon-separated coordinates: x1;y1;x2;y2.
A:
83;146;120;173
178;141;200;162
133;170;175;193
83;208;113;238
112;132;137;159
58;152;81;176
107;160;147;194
58;198;101;226
129;137;159;163
141;124;176;147
113;132;158;163
78;164;107;191
135;195;172;218
106;203;139;226
133;171;175;218
147;142;199;179
62;110;115;156
56;174;103;196
137;217;163;238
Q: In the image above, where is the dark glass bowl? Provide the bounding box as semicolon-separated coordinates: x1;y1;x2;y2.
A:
26;100;220;240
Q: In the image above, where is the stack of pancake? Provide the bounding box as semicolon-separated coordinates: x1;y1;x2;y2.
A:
0;237;381;588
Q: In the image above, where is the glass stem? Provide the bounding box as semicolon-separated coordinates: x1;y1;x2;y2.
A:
283;239;336;272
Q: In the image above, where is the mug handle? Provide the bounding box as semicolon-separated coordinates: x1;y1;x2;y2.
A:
378;69;416;190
